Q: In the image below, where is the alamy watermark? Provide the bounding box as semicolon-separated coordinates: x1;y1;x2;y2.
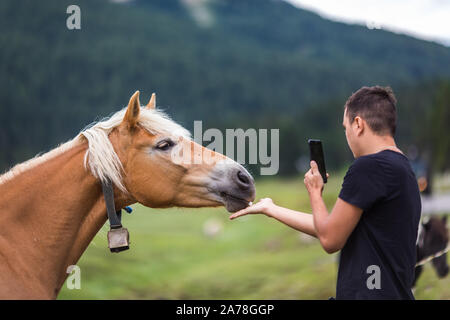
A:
66;265;81;290
170;121;279;175
66;5;81;30
366;265;381;290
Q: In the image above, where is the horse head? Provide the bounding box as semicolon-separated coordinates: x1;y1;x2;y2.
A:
422;216;449;278
83;91;255;213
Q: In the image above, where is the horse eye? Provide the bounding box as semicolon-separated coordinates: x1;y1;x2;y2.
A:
155;139;174;151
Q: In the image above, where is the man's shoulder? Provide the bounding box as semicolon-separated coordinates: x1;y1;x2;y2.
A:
348;153;381;174
350;150;407;173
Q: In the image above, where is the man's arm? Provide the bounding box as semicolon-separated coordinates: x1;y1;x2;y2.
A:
230;198;316;237
305;161;363;253
309;194;362;253
229;195;362;253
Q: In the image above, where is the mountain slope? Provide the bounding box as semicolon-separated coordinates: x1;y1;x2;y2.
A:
0;0;449;172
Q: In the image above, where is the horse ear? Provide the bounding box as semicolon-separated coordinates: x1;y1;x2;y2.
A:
422;216;431;230
123;91;141;128
146;93;156;109
443;215;447;224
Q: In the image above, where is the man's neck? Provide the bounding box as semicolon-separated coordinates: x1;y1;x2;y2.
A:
358;135;400;157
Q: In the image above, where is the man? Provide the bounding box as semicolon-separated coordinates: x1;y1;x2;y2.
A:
230;86;421;299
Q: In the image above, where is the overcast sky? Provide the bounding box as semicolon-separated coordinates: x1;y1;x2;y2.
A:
285;0;450;46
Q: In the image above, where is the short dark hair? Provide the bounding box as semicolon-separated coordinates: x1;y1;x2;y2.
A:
345;86;397;136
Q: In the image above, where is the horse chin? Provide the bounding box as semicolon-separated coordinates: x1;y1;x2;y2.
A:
437;265;449;278
223;198;250;213
432;255;449;278
219;192;254;213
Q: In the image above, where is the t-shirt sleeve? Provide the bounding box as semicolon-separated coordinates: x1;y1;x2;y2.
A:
338;157;387;211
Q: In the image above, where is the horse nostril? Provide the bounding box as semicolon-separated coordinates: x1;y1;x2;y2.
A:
237;170;250;186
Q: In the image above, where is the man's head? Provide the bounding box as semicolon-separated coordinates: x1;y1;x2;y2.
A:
343;86;397;158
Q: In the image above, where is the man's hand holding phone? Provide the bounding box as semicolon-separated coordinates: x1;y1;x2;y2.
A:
305;139;329;196
304;160;329;196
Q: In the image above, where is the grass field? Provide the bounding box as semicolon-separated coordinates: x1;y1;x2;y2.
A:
58;174;450;300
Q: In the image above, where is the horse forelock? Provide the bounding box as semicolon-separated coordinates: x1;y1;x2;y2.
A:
423;217;449;247
435;218;449;242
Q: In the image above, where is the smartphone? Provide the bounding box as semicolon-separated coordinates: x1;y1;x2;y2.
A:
308;139;327;183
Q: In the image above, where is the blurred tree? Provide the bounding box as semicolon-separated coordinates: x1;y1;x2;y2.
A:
1;0;450;176
429;81;450;171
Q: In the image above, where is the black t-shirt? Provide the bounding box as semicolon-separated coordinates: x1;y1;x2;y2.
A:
337;150;421;300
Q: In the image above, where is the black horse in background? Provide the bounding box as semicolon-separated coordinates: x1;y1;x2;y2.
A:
413;216;449;287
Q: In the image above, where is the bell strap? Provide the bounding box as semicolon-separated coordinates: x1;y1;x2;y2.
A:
101;179;122;229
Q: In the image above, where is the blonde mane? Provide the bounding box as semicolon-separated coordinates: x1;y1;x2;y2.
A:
0;106;191;192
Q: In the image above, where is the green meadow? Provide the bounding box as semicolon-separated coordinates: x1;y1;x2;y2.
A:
59;175;450;300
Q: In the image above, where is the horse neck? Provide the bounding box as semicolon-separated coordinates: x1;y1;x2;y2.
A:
0;142;130;298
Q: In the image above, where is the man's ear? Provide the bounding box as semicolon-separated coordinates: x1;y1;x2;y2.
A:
353;116;364;136
123;91;141;129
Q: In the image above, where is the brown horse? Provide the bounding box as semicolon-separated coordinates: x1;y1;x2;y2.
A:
414;216;449;287
0;91;255;299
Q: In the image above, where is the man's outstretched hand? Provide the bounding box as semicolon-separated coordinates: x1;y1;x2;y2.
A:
229;198;275;220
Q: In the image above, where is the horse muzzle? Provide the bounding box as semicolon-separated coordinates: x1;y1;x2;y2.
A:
208;161;256;212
